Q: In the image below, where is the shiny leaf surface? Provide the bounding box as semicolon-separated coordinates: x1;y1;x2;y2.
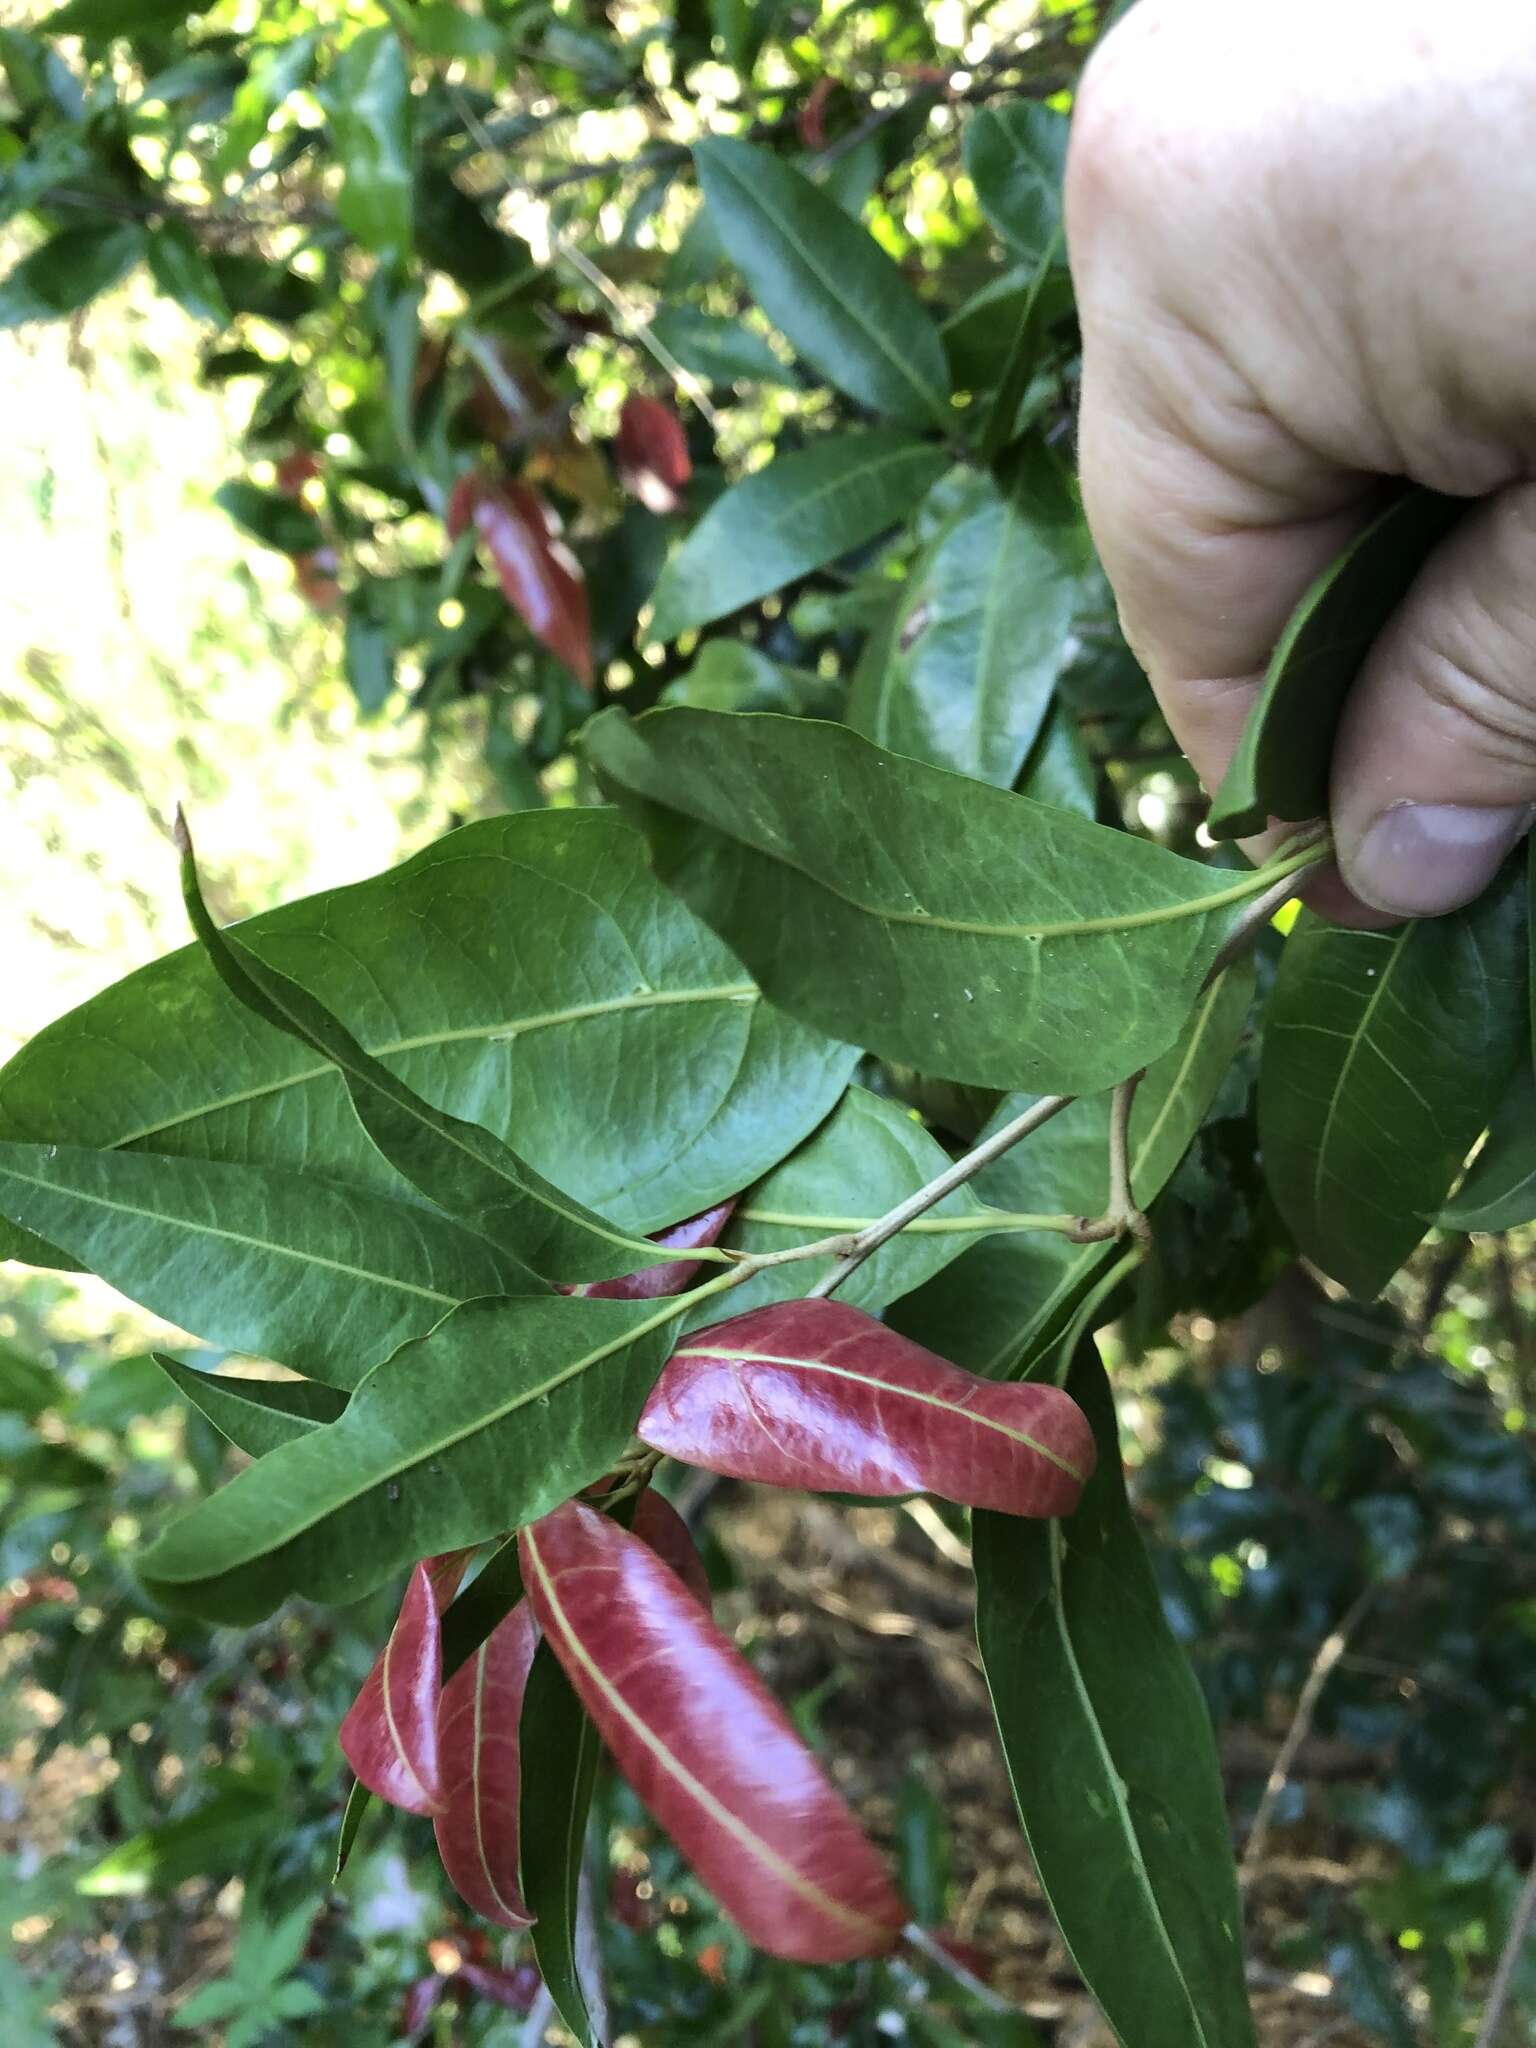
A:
434;1598;539;1928
585;707;1283;1095
1259;867;1525;1296
563;1201;734;1301
616;393;691;514
137;1293;680;1621
631;1489;711;1608
1209;489;1463;838
340;1555;467;1815
975;1344;1256;2048
649;429;948;641
448;475;592;686
0;809;857;1265
0;1143;527;1389
521;1501;908;1962
640;1299;1094;1515
694;136;951;428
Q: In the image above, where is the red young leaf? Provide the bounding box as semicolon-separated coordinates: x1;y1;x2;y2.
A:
400;1974;445;2039
638;1299;1096;1517
520;1501;907;1963
616;394;691;514
446;473;592;686
340;1552;471;1815
456;1960;543;2011
433;1598;540;1931
631;1489;712;1609
562;1200;735;1301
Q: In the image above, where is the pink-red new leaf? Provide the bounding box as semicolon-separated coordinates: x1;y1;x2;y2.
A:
563;1200;735;1302
447;473;592;685
340;1552;470;1815
638;1299;1095;1517
616;394;691;514
631;1489;711;1609
521;1501;906;1963
434;1599;540;1931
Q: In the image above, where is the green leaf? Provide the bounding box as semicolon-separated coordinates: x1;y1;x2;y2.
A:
892;962;1253;1375
1018;705;1097;818
213;480;323;555
584;707;1292;1095
1258;866;1527;1296
178;818;689;1285
77;1771;274;1896
853;445;1087;787
323;27;413;266
342;590;395;715
975;1344;1256;2048
0;128;94;229
650;429;947;641
42;0;208;33
962;103;1070;268
153;1356;346;1457
1208;489;1463;839
136;1292;684;1621
0;809;856;1267
1440;1061;1536;1232
712;1085;991;1318
145;218;230;325
648;303;790;387
0;222;141;328
0;1143;531;1390
693;136;952;428
0;1344;55;1418
332;1777;373;1881
520;1645;604;2048
416;169;537;295
659;641;836;718
214;31;318;178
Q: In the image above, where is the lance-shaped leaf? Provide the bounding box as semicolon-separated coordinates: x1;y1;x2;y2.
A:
449;474;591;686
563;1201;734;1301
0;1144;528;1390
521;1501;908;1962
963;103;1070;269
640;1299;1094;1515
649;429;948;641
855;444;1088;788
177;815;680;1287
1259;863;1525;1297
154;1356;346;1457
711;1088;989;1321
323;27;413;265
585;707;1289;1096
137;1293;681;1622
519;1640;605;2045
694;136;952;430
616;393;691;514
1209;489;1463;840
340;1553;470;1815
0;808;857;1268
1440;1061;1536;1233
975;1343;1257;2048
434;1597;540;1929
893;961;1254;1378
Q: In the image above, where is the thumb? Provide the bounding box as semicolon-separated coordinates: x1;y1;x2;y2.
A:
1331;483;1536;917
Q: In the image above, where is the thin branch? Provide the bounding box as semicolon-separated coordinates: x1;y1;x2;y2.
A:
902;1922;1017;2016
1474;1855;1536;2048
1102;1069;1152;1247
1240;1584;1377;1884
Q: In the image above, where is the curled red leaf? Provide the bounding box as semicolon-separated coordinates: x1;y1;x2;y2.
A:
340;1551;471;1815
616;394;691;514
433;1597;540;1931
561;1200;735;1302
520;1501;906;1963
638;1299;1096;1517
446;473;592;686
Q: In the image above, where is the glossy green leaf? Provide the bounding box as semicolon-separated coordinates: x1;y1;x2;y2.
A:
856;445;1087;787
585;707;1292;1096
0;1142;529;1390
213;480;323;555
962;103;1070;268
1440;1062;1536;1232
1208;489;1463;839
709;1086;991;1319
892;962;1253;1376
145;218;230;325
1259;866;1527;1296
153;1356;346;1457
648;304;791;387
0;809;857;1267
0;222;141;328
332;1777;373;1881
323;27;413;265
649;429;947;641
136;1292;682;1621
520;1644;604;2048
179;821;692;1284
975;1343;1256;2048
694;136;952;428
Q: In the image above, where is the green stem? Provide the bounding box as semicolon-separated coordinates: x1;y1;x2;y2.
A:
739;1206;1089;1238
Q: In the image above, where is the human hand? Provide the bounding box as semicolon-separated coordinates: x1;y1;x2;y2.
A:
1066;0;1536;919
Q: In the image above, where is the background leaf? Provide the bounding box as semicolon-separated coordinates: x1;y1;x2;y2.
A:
962;103;1070;268
323;28;413;265
0;222;141;328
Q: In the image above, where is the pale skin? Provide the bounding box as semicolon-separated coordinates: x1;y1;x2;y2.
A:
1066;0;1536;921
